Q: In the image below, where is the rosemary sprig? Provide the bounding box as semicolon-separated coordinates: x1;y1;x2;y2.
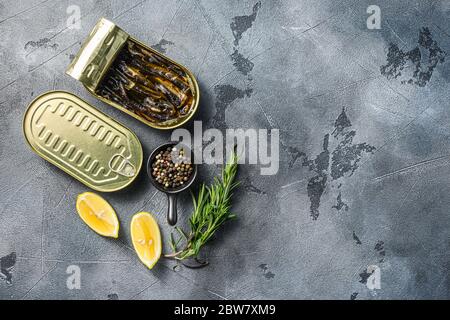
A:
165;153;239;262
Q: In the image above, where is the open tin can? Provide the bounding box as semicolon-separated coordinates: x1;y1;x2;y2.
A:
66;18;200;130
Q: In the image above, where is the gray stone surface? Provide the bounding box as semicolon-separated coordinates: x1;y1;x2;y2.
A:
1;0;450;300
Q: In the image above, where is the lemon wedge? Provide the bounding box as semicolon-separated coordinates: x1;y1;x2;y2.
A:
76;192;119;238
131;212;162;269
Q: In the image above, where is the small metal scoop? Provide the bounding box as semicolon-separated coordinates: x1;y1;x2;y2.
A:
147;142;197;226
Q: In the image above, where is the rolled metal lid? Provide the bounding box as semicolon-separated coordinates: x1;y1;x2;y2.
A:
23;91;143;192
65;18;128;92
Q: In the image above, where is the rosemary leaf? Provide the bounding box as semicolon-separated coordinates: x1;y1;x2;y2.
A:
165;153;239;262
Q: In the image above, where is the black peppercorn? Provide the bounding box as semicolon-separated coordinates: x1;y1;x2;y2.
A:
152;147;193;189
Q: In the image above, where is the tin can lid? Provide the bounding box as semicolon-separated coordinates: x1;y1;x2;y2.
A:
66;18;128;92
23;91;143;192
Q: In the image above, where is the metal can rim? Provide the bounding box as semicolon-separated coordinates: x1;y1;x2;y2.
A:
23;90;144;192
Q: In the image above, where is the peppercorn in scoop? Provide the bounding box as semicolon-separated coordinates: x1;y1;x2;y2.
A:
151;146;194;189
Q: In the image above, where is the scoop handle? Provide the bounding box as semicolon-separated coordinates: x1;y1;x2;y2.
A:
167;194;177;226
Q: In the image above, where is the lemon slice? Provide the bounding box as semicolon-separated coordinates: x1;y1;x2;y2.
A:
76;192;119;238
131;212;162;269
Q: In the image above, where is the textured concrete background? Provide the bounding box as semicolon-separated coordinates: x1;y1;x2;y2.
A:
1;0;450;300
